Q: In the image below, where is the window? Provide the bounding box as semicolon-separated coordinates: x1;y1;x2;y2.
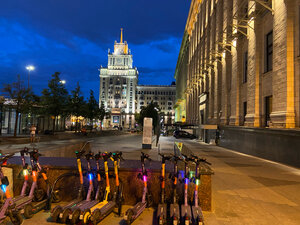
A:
265;96;272;127
265;31;273;72
140;102;144;105
243;102;247;125
243;51;248;83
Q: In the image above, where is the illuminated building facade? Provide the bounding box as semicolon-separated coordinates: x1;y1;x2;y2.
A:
136;84;176;124
99;29;176;128
175;0;300;167
176;0;299;129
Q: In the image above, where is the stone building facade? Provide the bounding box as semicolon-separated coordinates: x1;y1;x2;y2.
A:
136;85;176;124
99;30;176;128
176;0;300;129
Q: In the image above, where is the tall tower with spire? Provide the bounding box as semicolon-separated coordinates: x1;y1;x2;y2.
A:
99;29;138;129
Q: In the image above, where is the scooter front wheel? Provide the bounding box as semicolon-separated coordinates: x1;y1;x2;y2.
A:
82;209;91;224
10;211;23;225
125;209;134;225
23;203;34;219
61;208;72;224
172;216;179;225
90;209;101;225
51;206;63;222
158;216;166;225
70;209;81;224
184;218;190;225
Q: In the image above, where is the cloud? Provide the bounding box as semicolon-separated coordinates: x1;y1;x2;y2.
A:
0;1;189;97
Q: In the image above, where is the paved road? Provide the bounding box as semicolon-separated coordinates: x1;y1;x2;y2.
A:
182;140;300;225
4;135;300;224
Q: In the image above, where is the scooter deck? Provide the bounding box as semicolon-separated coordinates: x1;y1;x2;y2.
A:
14;196;33;208
130;201;147;218
72;200;98;211
60;199;83;210
192;206;204;224
97;201;116;221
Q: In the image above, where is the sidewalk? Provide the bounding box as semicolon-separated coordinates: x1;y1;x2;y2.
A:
181;139;300;225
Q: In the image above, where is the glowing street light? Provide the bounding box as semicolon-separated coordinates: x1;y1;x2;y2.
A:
26;65;35;88
60;80;66;84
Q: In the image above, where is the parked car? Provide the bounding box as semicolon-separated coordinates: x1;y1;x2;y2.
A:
173;130;196;139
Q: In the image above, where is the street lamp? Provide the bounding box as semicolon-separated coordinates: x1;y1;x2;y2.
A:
0;96;4;136
26;65;35;88
60;80;66;84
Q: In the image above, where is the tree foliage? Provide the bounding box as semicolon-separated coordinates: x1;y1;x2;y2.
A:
41;72;68;132
137;101;160;129
2;75;36;137
68;82;86;132
84;90;101;128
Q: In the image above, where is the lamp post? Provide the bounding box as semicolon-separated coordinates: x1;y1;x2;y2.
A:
26;65;35;89
0;96;4;136
60;80;66;84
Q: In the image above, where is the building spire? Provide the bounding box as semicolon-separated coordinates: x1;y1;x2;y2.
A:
120;28;123;43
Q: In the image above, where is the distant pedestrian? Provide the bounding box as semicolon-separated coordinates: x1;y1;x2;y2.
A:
30;124;37;143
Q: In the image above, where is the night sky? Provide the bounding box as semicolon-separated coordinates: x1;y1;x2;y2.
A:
0;0;190;98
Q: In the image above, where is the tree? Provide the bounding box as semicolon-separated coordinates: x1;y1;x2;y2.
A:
97;103;106;130
84;90;99;130
137;101;160;130
41;72;68;132
2;75;35;137
68;82;86;133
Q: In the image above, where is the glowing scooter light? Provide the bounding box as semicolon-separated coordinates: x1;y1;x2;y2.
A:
1;184;6;193
185;178;189;185
23;169;28;176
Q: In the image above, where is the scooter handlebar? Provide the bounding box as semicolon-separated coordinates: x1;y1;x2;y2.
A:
159;153;172;162
0;153;15;164
20;147;29;156
112;151;124;161
141;152;151;162
101;152;112;161
85;151;94;160
28;149;42;162
94;152;101;161
190;154;211;165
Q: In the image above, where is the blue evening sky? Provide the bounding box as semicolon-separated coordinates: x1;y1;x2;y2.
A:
0;0;190;98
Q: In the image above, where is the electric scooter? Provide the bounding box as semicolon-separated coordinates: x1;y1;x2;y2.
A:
50;146;87;222
0;153;24;225
157;153;172;225
190;155;211;225
10;147;30;205
68;151;102;224
169;155;182;225
180;154;192;225
17;149;60;219
124;152;152;224
82;151;124;225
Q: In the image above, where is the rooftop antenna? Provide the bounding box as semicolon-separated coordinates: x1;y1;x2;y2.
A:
120;28;123;43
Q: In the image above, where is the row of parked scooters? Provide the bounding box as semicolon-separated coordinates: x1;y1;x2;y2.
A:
0;147;61;225
142;153;211;225
0;144;210;225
